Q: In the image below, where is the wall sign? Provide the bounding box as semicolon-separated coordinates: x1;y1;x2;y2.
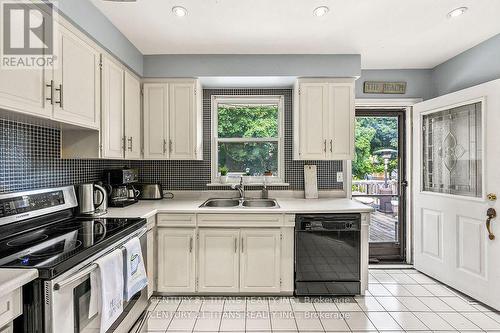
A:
364;81;407;94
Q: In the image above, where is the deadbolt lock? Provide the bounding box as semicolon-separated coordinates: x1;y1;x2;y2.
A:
487;193;497;201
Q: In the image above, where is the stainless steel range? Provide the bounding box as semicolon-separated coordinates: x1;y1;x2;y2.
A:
0;186;148;333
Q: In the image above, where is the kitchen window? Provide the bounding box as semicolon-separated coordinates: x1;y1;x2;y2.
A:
211;96;285;184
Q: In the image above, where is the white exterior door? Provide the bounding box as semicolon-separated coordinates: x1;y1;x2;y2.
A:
124;71;142;159
53;25;100;129
413;79;500;310
169;82;196;160
198;229;240;293
297;83;329;160
101;57;124;159
143;83;168;159
157;228;196;292
240;229;281;293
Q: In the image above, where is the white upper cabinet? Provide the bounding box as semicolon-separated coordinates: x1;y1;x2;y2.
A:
124;71;142;159
143;83;169;159
169;82;199;160
143;79;202;160
0;67;52;118
101;56;124;159
52;24;100;129
294;78;355;160
198;229;240;293
0;22;100;129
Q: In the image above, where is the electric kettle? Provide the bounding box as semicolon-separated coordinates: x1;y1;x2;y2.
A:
77;183;108;216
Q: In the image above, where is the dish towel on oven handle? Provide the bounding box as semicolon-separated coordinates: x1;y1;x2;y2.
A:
88;248;124;333
123;236;148;301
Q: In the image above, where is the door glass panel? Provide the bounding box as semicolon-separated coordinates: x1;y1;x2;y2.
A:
422;102;482;198
353;116;400;244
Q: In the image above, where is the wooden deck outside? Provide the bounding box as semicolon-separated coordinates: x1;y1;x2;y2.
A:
369;210;398;243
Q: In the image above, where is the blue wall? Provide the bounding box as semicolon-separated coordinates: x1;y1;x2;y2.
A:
432;33;500;96
54;0;143;75
144;54;361;78
356;69;434;100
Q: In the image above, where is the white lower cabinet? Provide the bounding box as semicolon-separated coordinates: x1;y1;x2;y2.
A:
240;229;281;293
155;214;293;295
0;288;22;331
157;228;196;293
198;229;240;293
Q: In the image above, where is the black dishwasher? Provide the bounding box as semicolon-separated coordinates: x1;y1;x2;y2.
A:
295;214;361;296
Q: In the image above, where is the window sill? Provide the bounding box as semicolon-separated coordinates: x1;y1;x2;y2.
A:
206;182;290;187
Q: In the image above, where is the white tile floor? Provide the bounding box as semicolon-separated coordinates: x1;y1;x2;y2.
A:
142;269;500;332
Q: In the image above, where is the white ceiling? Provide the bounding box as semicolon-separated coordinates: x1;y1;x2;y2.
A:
91;0;500;69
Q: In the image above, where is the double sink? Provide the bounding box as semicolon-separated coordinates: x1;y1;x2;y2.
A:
200;198;279;209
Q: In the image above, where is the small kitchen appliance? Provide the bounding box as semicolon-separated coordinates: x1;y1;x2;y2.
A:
135;183;163;200
0;186;148;333
76;183;108;216
104;168;140;207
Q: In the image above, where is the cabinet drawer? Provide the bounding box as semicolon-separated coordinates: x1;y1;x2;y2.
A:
157;214;195;227
0;288;22;329
198;214;283;227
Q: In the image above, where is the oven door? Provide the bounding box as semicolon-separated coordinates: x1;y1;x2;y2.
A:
46;228;148;333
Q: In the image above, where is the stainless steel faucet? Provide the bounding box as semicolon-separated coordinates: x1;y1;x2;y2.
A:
231;177;245;199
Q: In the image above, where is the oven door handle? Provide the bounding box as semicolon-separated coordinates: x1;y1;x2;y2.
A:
54;227;147;291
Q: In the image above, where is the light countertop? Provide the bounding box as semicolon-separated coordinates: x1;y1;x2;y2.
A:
102;197;374;219
0;269;38;297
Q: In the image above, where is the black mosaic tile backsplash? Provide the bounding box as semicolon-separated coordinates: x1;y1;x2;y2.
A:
0;88;343;194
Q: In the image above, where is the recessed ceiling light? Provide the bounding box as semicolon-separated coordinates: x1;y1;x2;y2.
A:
447;7;468;18
313;6;329;17
172;6;188;17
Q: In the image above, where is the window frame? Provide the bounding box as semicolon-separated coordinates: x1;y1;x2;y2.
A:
211;95;285;184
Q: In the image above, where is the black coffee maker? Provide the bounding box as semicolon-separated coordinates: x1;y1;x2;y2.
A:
104;168;140;207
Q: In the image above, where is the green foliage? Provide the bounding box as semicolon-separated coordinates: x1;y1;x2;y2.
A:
353;117;399;179
218;106;278;138
219;165;229;176
218;105;279;175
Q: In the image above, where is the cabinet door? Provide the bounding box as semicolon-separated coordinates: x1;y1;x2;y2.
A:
146;227;155;298
297;83;329;160
328;83;355;160
240;229;281;293
157;228;196;292
169;82;197;160
101;57;124;159
0;67;52;118
198;229;239;293
143;83;168;159
53;25;100;129
124;71;142;159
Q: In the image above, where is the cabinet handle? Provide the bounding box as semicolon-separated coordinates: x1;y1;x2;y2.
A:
189;236;193;253
241;237;244;253
234;237;237;253
55;84;63;108
163;139;167;154
330;139;333;152
128;137;133;151
122;136;126;150
46;80;54;105
169;139;173;153
324;140;327;152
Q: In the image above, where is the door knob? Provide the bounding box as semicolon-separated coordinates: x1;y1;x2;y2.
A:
486;208;496;240
487;193;497;201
